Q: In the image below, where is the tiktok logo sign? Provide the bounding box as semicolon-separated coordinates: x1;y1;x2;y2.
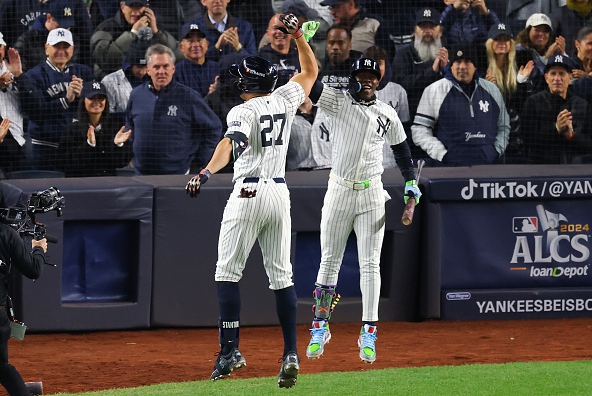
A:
511;204;591;279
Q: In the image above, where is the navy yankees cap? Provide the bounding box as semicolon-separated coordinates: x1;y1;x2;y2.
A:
180;23;206;40
488;23;513;40
545;54;573;73
415;7;441;26
49;0;76;29
82;81;107;99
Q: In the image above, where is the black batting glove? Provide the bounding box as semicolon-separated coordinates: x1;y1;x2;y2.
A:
186;169;211;198
279;13;302;39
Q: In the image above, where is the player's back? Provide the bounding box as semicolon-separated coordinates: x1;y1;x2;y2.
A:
230;81;305;181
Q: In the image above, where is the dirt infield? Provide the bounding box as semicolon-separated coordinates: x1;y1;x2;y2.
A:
8;318;592;395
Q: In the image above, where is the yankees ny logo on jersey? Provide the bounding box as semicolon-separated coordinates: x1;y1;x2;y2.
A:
319;122;330;142
168;105;178;117
479;100;489;113
376;117;391;137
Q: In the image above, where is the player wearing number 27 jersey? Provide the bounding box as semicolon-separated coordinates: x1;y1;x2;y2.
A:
228;84;302;181
185;14;319;389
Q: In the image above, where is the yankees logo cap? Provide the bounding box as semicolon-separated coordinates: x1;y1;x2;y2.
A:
415;7;441;26
46;28;74;46
48;0;76;29
82;81;107;99
180;23;206;40
544;54;573;73
525;13;552;30
488;23;513;40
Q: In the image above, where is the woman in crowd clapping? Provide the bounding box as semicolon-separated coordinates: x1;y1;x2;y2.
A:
515;13;566;94
60;81;132;177
485;23;533;160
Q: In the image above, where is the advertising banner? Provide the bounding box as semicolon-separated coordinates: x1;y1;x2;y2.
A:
428;176;592;201
440;201;591;290
441;289;592;320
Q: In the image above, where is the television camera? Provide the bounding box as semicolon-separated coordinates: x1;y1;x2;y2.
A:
0;187;65;244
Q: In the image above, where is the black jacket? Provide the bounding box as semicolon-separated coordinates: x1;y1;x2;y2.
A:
59;113;132;177
0;223;44;305
391;43;444;118
521;90;592;164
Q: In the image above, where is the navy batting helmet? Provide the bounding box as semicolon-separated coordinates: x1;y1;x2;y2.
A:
229;56;278;94
348;57;381;93
350;57;381;80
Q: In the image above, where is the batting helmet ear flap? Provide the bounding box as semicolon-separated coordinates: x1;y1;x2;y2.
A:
348;76;361;93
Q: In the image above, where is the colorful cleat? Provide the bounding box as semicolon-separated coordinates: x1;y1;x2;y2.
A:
210;348;247;380
306;320;331;359
277;352;299;388
358;324;377;363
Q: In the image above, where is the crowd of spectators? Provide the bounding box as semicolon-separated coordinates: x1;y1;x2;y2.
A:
1;0;592;179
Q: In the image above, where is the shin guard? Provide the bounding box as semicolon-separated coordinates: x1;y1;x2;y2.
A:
312;283;339;320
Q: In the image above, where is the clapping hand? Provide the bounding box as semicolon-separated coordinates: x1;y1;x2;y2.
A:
217;27;241;52
0;118;10;143
114;126;132;145
87;125;96;146
66;75;83;103
519;60;534;79
546;36;566;58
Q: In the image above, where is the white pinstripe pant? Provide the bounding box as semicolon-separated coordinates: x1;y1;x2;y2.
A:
316;178;387;322
215;179;295;290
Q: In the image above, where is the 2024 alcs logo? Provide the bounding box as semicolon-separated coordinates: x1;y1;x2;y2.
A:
511;204;590;278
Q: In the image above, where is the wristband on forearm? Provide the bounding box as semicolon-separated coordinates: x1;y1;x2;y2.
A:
292;29;303;40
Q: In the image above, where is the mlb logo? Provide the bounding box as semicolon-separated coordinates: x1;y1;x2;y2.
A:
513;217;538;233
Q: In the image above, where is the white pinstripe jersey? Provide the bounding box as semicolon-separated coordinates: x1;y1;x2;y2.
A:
316;85;407;181
225;81;305;182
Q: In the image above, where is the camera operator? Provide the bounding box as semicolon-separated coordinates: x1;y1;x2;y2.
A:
0;222;46;395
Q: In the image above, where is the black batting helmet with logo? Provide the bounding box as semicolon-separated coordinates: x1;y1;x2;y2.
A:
229;56;278;94
350;57;381;80
348;57;381;93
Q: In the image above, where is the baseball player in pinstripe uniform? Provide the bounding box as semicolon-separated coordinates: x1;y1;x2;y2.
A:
186;14;319;389
305;57;422;363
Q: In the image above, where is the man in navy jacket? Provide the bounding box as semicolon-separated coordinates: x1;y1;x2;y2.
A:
15;28;93;171
126;44;222;175
412;43;510;166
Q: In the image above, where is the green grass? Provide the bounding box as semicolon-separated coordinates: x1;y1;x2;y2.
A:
52;360;592;396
